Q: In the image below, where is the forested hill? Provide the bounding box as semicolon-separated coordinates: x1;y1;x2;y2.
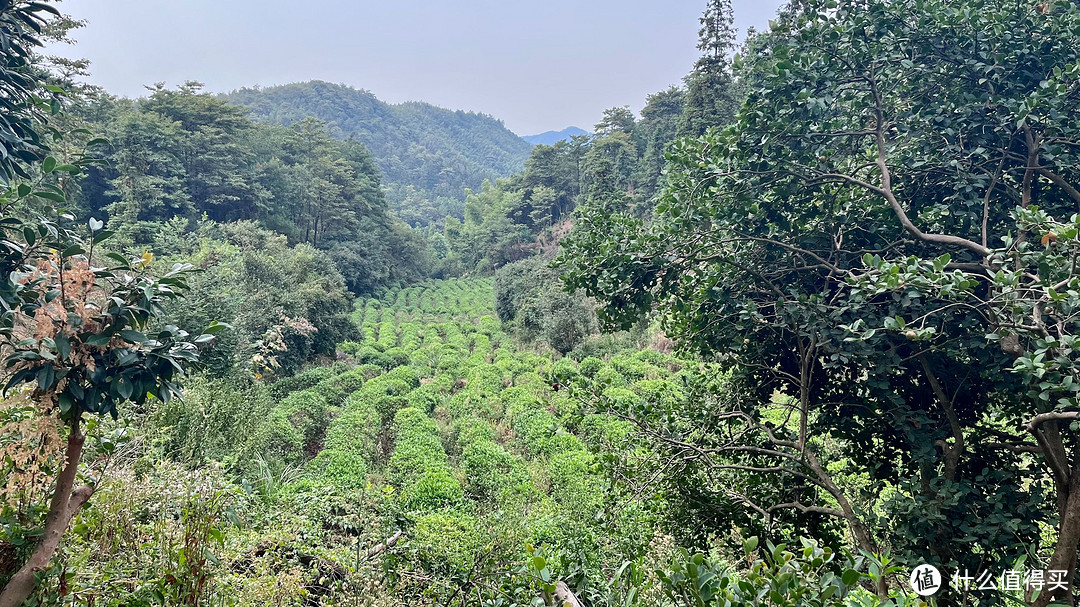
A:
223;81;533;204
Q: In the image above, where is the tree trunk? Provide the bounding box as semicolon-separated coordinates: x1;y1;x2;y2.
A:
554;582;584;607
0;417;93;607
1036;452;1080;607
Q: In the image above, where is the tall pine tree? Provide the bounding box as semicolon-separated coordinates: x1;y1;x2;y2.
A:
679;0;738;136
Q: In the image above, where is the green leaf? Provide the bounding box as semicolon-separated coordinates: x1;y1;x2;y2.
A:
33;190;65;203
841;569;860;586
203;321;231;335
743;536;759;555
42;156;56;173
115;377;133;400
58;393;74;415
83;334;112;347
118;329;147;344
54;334;70;360
105;252;131;267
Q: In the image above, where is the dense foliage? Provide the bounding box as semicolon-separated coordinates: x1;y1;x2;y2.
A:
7;277;918;606
8;0;1077;605
70;83;428;296
561;0;1080;605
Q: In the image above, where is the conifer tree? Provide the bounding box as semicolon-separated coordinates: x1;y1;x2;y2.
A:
679;0;738;136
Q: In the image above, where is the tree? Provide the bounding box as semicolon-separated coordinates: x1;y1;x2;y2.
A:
560;0;1080;604
679;0;739;136
594;106;636;138
522;140;585;227
635;87;685;199
0;8;215;600
0;190;217;606
453;179;530;271
139;82;261;222
581;132;637;212
103;109;193;243
494;256;596;354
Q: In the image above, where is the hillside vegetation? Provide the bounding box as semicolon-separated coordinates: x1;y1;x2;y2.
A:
28;278;662;603
224;81;533;214
21;277;910;605
5;0;1080;606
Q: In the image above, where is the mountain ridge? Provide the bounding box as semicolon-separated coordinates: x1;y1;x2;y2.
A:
223;81;533;204
521;126;589;146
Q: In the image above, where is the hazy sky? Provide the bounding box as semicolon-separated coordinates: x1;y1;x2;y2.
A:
46;0;786;135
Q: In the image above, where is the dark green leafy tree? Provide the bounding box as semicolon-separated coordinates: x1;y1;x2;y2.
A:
155;220;355;378
102;109;193;243
0;11;215;599
72;88;427;296
560;0;1080;603
494;256;597;354
520;139;587;229
595;106;637;138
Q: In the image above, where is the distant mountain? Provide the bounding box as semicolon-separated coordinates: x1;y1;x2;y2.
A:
223;81;533;204
522;126;590;146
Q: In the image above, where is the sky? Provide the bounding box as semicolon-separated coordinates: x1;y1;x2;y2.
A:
45;0;787;136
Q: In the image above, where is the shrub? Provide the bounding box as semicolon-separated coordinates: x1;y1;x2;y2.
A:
382;347;411;369
266;366;339;400
383;365;421;389
446;391;502;421
547;449;593;490
632;379;685;410
405;383;444;415
500;386;541;418
270;390;330;458
578;357;603;378
549;357;579;383
305;449;368;490
152;377;272;465
401;468;463;511
354;346;392;368
578;414;634;450
478;315;500;337
411;512;485;573
452;417;496;452
594;366;627;388
337;340;363;356
511;408;558;457
323;399;379;458
610;353;662;381
460;441;530;503
387;408;448;486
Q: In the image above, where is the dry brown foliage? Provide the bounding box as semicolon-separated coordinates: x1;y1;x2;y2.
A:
0;392;63;513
